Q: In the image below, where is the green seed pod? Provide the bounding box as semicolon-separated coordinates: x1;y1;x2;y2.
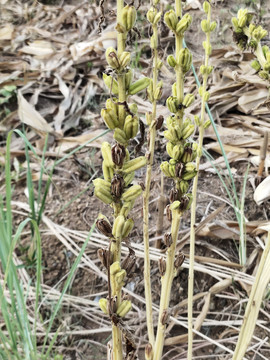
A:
263;62;270;71
125;70;133;89
201;19;210;33
129;103;138;114
93;178;111;191
112;215;126;239
207;65;213;75
123;171;135;186
129;77;151;95
106;98;118;115
114;128;128;145
259;70;269;80
167;55;177;68
176;14;192;35
183;94;195;108
110;261;121;275
203;91;210;102
176;48;192;73
122;184;142;202
169;164;176;177
147;8;155;24
179;180;189;194
182;123;195;140
94;187;113;205
101;108;117;130
123;156;147;173
200;65;207;75
121;5;137;31
203;1;210;14
154;81;163;100
101;142;114;167
99;298;108;315
160;161;171;177
163;130;177;143
115;269;126;285
231;17;239;30
153;12;162;25
182;170;197;180
103;73;119;95
170;200;180;210
120;201;134;217
210;21;217;32
166;96;179;113
105;47;120;69
102;163;114;182
122;218;134;238
164;10;178;31
119;51;131;68
117;300;132;317
172;144;184;161
194;115;201;126
185;162;196;173
166;142;174;158
203;119;211;129
124;115;139;139
172;82;177;97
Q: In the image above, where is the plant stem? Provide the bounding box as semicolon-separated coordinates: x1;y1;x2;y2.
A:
153;211;181;360
143;8;160;348
187;6;211;359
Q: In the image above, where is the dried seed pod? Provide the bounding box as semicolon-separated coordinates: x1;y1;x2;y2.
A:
122;252;136;277
164;232;172;247
145;343;153;360
166;204;172;222
109;295;118;313
175;162;184;178
97;248;112;268
174;251;185;269
96;219;112;237
161;309;169;325
158;257;166;277
111;174;125;198
154;115;164;130
169;188;179;203
111;143;126;167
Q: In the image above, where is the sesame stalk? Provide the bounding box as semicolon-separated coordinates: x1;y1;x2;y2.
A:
153;1;196;358
94;2;150;358
143;0;163;352
187;2;215;358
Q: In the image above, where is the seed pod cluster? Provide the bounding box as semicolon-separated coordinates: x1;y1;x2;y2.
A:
232;8;270;81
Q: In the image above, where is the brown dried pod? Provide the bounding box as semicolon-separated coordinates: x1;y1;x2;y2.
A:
111;143;126;167
122;253;136;277
174;251;185;269
158;257;166;277
96;219;113;237
161;309;169;326
169;188;179;203
166;204;172;222
155;115;164;130
111;174;125;198
179;195;189;211
145;343;153;360
175;162;184;178
164;232;172;247
110;295;118;314
97;248;111;268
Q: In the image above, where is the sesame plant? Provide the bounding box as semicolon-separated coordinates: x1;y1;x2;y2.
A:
153;1;198;358
143;0;163;350
93;1;149;358
188;2;215;358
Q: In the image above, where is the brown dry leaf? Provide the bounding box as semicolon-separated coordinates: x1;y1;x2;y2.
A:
18;91;54;134
55;130;112;153
20;40;55;58
254;176;270;205
0;23;14;40
237;88;268;114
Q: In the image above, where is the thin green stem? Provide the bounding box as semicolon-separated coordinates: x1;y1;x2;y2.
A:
153;212;181;360
187;6;211;359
